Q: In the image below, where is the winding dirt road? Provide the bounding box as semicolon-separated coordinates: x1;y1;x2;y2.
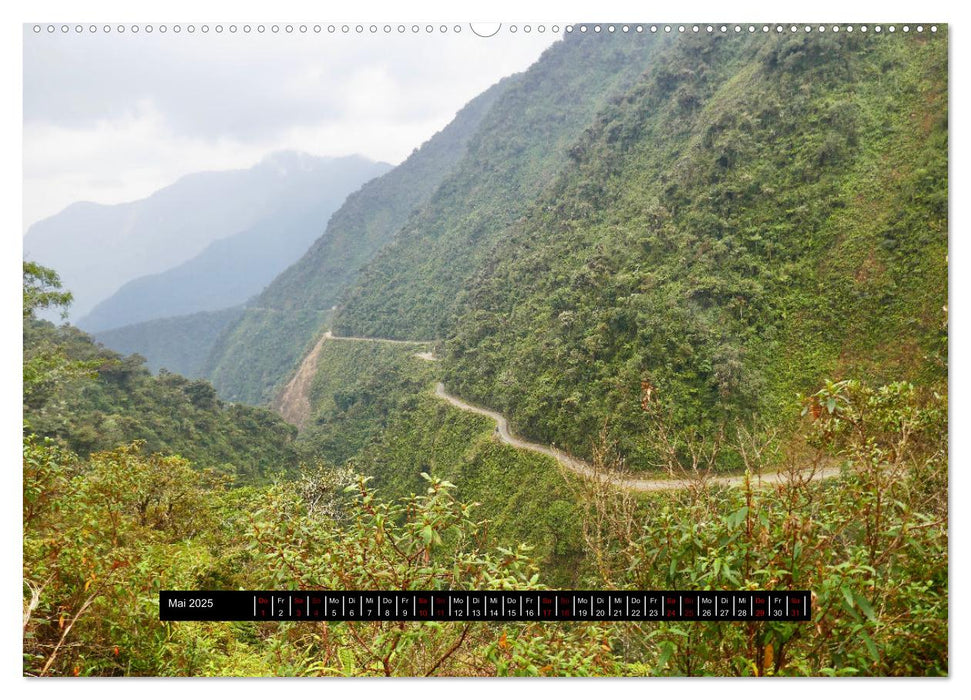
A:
433;382;843;492
276;332;841;491
321;330;437;345
274;330;436;427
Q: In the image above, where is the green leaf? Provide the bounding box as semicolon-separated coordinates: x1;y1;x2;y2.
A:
860;632;880;663
726;506;748;529
654;641;675;674
853;592;877;622
337;647;356;675
841;585;855;611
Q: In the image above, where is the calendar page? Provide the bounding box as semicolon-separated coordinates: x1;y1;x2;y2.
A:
21;12;949;681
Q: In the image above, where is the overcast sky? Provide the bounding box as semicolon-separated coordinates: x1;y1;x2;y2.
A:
22;24;560;231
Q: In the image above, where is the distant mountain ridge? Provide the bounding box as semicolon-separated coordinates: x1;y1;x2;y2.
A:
78;154;390;332
24;151;388;324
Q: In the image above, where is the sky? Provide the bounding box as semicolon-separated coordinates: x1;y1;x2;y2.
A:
22;23;560;231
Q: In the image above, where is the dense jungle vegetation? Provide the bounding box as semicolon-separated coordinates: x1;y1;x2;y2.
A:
94;306;244;379
23;272;949;674
23;264;300;484
337;30;948;472
333;30;665;340
296;342;588;583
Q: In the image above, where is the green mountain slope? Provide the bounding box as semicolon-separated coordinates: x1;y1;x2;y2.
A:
440;30;947;470
295;339;587;583
25;318;299;484
202;81;509;404
93;306;244;378
333;30;666;340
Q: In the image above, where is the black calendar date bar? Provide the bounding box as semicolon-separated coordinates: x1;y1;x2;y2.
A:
159;590;811;622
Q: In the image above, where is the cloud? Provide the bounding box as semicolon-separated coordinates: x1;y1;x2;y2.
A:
23;27;560;228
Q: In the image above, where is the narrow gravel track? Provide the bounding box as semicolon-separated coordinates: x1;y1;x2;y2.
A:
278;334;841;492
274;331;435;427
321;330;436;345
433;382;843;492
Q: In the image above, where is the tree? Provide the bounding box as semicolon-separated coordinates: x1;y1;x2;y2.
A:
23;261;72;319
23;263;97;410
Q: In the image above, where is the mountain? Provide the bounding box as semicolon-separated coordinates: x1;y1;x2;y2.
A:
200;29;946;473
93;306;244;378
428;30;947;470
106;28;946;467
203;31;665;405
77;153;389;332
79;155;390;332
200;79;511;404
23;152;387;323
24;316;300;484
332;31;666;340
